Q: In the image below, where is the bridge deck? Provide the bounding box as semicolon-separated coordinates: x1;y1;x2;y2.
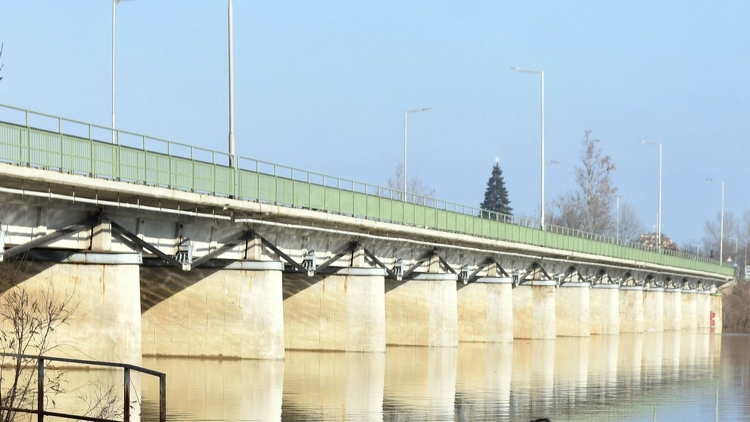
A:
0;103;732;278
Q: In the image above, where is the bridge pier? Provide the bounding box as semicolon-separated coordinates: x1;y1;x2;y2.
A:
663;288;682;331
681;289;698;330
283;268;386;352
643;286;664;332
2;256;143;364
141;262;285;359
696;291;711;331
710;294;722;333
456;277;513;343
619;286;644;333
589;284;620;335
555;283;591;337
512;280;556;340
385;273;458;347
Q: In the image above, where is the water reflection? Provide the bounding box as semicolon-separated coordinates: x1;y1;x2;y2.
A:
141;332;750;421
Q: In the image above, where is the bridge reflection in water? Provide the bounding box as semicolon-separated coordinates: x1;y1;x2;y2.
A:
140;333;750;421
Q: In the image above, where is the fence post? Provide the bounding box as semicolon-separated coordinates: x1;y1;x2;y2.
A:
123;368;131;422
159;374;167;422
37;358;44;422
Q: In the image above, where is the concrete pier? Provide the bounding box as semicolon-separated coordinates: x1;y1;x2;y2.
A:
619;286;644;333
5;258;143;364
643;287;664;332
385;273;458;347
457;277;513;343
513;280;557;340
695;291;711;331
555;283;591;337
141;262;285;359
589;284;620;335
283;268;386;352
710;294;723;334
680;289;697;330
663;288;682;331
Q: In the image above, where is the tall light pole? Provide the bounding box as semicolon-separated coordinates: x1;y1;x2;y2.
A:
228;0;236;168
111;0;118;144
403;107;431;195
707;178;724;262
641;141;662;251
511;66;545;229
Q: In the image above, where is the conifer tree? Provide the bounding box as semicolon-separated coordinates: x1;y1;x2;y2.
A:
480;160;512;217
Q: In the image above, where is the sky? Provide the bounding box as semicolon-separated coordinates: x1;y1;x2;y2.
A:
1;1;748;249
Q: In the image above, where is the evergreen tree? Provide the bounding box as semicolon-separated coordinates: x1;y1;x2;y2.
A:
480;161;512;217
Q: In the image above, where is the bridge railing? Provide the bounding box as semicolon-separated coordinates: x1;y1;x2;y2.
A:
0;103;732;277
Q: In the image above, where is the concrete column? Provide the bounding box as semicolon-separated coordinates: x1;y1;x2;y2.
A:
695;291;711;331
663;288;682;331
555;283;591;337
590;284;620;335
710;294;723;334
457;277;513;343
643;286;664;332
680;289;697;331
385;273;458;347
619;286;644;333
141;262;285;359
284;268;386;352
3;256;143;364
512;280;556;340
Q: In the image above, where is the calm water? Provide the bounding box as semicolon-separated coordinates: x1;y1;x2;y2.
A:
141;332;750;421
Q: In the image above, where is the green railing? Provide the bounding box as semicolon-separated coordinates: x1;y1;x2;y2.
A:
0;104;733;277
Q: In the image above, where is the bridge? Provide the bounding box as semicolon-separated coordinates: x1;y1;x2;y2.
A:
0;103;731;363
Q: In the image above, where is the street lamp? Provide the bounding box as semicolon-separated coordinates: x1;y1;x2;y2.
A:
706;178;724;262
403;107;431;195
228;0;236;168
511;66;545;229
641;141;662;251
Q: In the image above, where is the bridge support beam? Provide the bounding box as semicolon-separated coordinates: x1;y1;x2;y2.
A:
663;288;682;331
512;280;556;340
555;283;591;337
619;286;644;333
589;284;620;335
283;268;386;352
457;277;513;343
141;262;285;359
681;289;698;330
385;273;458;347
643;286;664;332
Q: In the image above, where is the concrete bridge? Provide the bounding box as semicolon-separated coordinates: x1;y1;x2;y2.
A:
0;104;732;363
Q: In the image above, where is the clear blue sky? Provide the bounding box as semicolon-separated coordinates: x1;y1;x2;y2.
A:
1;1;747;248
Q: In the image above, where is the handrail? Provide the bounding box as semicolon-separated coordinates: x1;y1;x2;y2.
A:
0;103;730;275
0;352;166;422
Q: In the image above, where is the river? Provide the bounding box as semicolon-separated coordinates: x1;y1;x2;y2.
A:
140;332;750;421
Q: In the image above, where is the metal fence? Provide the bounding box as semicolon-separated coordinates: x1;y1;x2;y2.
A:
0;103;733;277
0;352;166;422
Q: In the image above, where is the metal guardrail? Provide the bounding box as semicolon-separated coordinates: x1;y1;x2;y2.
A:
0;103;733;277
0;352;166;422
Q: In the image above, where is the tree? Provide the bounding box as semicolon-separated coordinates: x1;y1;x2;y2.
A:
639;232;679;251
479;159;512;217
387;161;435;205
550;130;617;235
616;201;645;242
0;43;4;81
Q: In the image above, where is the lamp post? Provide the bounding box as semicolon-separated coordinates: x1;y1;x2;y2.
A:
511;66;545;229
641;141;662;251
111;0;119;144
706;178;724;263
228;0;235;168
403;107;431;195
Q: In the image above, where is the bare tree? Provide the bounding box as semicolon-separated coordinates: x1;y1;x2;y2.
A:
550;130;617;235
617;201;645;242
703;211;741;261
0;43;4;81
387;161;435;205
